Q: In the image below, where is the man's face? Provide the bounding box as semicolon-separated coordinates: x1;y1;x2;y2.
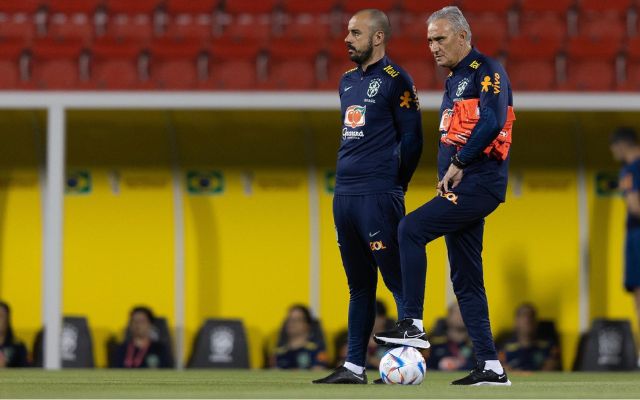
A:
610;141;626;162
427;18;467;68
130;312;151;338
345;14;374;65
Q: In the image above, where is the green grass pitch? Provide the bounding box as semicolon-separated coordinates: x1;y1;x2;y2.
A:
1;369;639;398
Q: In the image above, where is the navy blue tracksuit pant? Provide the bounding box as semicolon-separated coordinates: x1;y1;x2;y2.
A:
398;188;501;362
333;193;405;367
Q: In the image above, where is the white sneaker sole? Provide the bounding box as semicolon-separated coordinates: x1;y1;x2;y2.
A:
471;380;512;386
373;336;431;349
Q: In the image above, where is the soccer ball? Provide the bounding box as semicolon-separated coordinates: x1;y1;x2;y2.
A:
379;346;426;385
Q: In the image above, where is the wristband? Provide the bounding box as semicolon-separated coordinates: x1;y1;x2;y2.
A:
451;153;467;169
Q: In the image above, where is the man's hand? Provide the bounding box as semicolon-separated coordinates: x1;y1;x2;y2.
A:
437;164;464;193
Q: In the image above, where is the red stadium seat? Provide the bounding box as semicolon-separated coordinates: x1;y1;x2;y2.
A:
0;12;37;40
567;37;621;59
165;14;213;41
399;60;436;90
576;0;630;41
622;63;640;91
0;0;41;13
265;60;316;90
269;38;321;61
210;38;262;61
281;13;333;40
627;37;640;61
562;60;616;90
393;13;430;40
105;0;161;41
281;0;338;14
519;13;568;40
265;38;320;89
401;0;453;14
507;35;562;60
202;60;256;89
149;39;202;89
164;0;217;41
48;12;94;41
618;37;640;90
107;13;155;41
220;13;272;40
48;0;102;13
31;39;85;89
0;60;19;88
223;0;279;14
467;13;508;53
387;38;428;63
578;0;632;12
520;0;574;13
165;0;220;14
91;38;143;89
472;37;504;58
317;59;354;90
106;0;160;14
458;0;515;13
341;0;398;14
0;40;25;88
577;13;626;41
508;60;556;90
201;38;261;89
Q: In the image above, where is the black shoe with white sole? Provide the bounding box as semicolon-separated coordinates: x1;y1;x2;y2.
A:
451;363;512;386
373;318;430;349
312;366;367;384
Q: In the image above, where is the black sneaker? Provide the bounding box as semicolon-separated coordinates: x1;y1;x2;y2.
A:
373;318;430;349
451;363;512;386
312;366;367;384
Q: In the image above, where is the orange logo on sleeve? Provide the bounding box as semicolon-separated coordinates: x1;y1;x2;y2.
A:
400;91;413;108
480;76;492;92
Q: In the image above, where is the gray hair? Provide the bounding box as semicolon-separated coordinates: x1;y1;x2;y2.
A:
427;6;472;43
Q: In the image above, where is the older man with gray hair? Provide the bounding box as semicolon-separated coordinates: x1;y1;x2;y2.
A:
375;6;515;386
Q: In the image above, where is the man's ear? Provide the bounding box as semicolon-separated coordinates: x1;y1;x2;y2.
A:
458;29;468;45
373;31;385;46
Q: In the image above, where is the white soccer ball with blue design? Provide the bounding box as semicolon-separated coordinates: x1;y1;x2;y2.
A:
379;346;426;385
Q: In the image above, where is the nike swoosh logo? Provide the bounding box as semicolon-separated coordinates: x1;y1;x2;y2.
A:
369;231;380;237
404;332;425;338
344;86;353;92
351;373;365;381
498;374;506;379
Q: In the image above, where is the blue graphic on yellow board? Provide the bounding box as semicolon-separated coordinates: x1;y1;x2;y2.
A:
66;170;91;195
595;171;620;197
187;170;224;195
325;171;335;194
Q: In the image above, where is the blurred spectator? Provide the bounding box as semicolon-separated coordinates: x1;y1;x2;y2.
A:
426;302;476;371
113;306;172;369
271;304;328;370
609;126;640;366
366;299;395;369
333;329;348;368
498;303;560;371
0;301;28;368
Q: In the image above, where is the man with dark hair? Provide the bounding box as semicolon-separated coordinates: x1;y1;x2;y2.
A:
610;126;640;366
313;8;423;384
113;306;173;368
374;6;514;386
0;301;28;368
